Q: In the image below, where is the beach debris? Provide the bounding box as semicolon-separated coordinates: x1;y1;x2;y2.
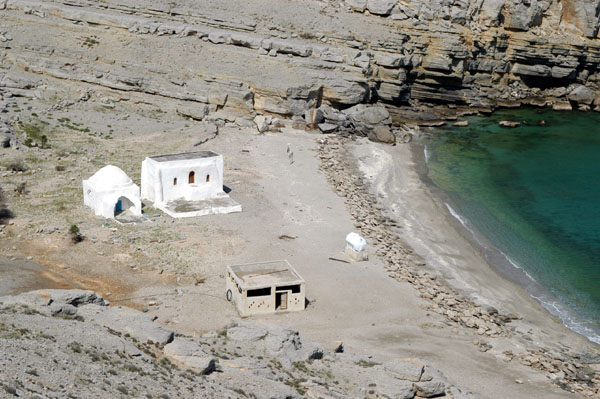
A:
278;234;296;240
328;257;350;264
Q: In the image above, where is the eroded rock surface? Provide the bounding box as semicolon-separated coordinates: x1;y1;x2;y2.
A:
0;289;474;399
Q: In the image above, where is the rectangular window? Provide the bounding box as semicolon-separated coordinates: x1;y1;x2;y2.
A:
247;287;271;297
275;285;301;293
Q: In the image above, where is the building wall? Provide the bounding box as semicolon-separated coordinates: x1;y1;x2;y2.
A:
226;272;305;317
82;181;141;218
141;156;224;205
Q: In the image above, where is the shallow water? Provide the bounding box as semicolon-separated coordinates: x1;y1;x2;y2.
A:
424;108;600;344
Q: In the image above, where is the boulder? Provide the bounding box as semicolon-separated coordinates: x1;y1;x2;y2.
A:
366;0;397;16
553;101;573;111
376;378;415;399
453;120;469;127
368;126;396;144
415;365;448;397
253;115;272;133
499;120;520;128
568;85;595;105
503;0;545;31
323;79;369;105
163;338;216;374
384;358;424;382
344;104;391;125
478;0;505;26
318;104;342;122
305;108;324;125
318;123;338;133
346;0;368;12
414;380;446;397
227;324;268;341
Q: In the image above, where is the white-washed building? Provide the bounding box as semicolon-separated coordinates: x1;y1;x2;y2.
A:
82;165;142;219
141;151;241;218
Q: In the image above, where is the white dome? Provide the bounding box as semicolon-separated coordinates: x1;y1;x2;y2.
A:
87;165;133;190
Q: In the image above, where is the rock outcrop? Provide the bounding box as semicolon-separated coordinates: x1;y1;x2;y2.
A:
0;0;598;134
0;289;477;399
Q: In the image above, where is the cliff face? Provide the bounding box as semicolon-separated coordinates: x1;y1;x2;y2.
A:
342;0;600;120
1;0;599;127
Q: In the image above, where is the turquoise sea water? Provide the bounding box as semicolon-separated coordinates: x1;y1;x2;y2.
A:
423;108;600;344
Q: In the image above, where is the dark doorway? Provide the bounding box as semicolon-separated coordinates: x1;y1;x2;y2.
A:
114;196;134;216
189;171;195;184
206;174;210;183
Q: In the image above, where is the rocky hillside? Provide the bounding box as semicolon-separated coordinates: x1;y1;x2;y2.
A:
1;0;599;140
0;289;473;399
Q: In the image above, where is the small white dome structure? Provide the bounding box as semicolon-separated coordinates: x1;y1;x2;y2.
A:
83;165;141;219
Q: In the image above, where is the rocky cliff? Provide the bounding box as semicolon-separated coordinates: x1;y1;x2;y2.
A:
1;0;599;129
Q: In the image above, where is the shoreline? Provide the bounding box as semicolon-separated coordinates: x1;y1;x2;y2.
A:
323;136;599;396
413;139;600;346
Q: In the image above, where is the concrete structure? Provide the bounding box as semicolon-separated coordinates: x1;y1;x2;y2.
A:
226;260;305;317
82;165;142;219
141;151;241;218
345;232;368;261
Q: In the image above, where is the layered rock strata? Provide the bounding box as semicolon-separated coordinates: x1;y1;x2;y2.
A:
0;0;599;132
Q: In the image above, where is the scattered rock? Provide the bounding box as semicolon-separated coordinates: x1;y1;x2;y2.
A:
368;126;395;144
568;85;595;105
163;338;216;374
384;358;424;382
499;120;520;128
253;115;271;133
318;123;338;133
227;324;268;341
343;104;391;125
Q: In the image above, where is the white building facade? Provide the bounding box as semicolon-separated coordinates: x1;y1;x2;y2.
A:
141;151;241;217
82;165;142;219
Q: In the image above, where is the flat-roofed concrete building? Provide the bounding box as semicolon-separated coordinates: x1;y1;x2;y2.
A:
226;260;305;317
141;151;241;218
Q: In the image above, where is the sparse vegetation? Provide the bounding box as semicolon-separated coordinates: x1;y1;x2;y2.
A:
357;360;381;368
20;120;50;148
69;224;84;243
0;187;13;223
14;182;27;196
8;159;26;172
82;35;100;48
